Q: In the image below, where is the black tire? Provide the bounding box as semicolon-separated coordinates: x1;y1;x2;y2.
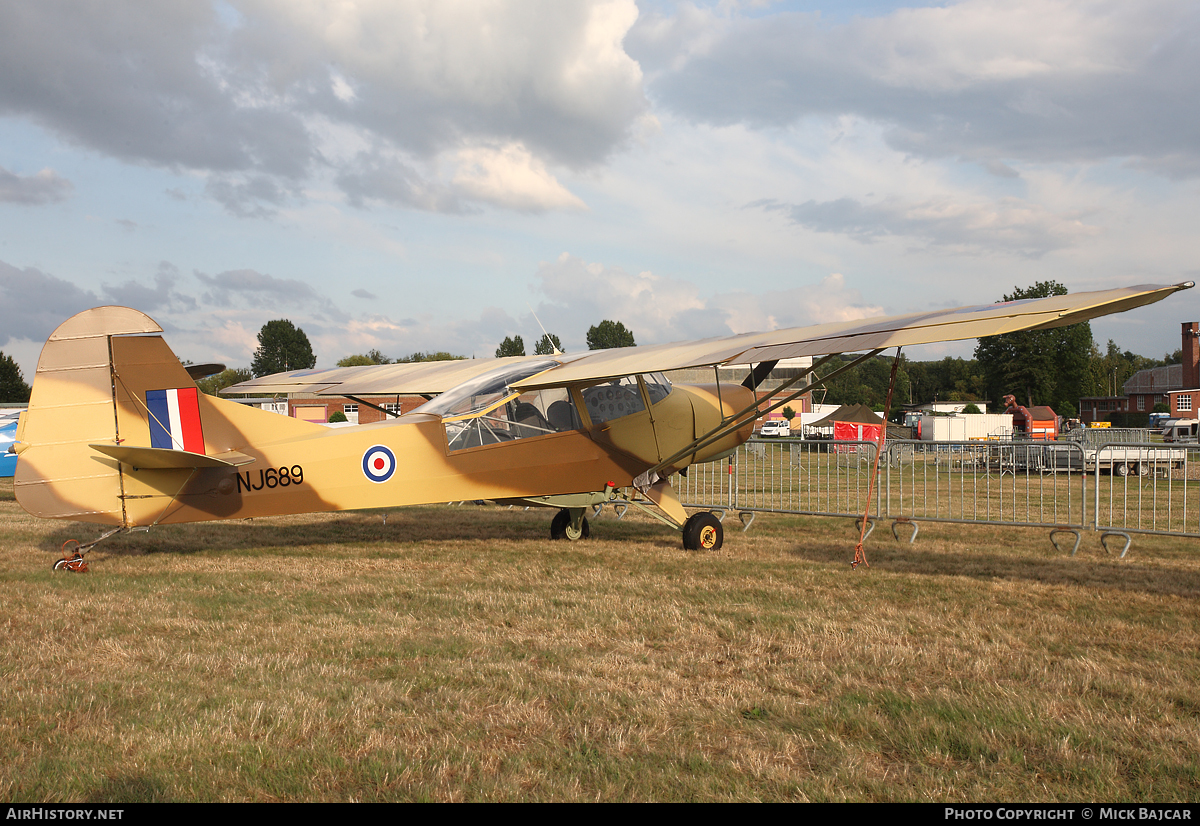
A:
1116;462;1129;477
52;558;69;571
550;509;590;541
682;512;723;551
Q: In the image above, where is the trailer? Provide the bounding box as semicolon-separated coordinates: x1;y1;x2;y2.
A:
1162;418;1198;443
914;412;1013;441
1048;429;1186;475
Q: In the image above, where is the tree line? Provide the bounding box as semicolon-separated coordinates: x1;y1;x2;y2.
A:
818;281;1180;420
186;318;639;397
495;319;636;357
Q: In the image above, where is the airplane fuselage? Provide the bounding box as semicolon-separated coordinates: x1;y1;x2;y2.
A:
13;312;755;527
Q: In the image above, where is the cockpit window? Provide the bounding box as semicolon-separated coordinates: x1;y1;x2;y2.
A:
413;359;558;419
582;377;645;424
581;373;672;425
644;372;672;405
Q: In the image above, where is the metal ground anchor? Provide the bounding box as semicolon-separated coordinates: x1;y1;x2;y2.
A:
1100;530;1132;559
891;518;919;544
737;511;755;532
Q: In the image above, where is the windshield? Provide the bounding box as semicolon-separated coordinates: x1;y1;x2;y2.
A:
413;358;559;419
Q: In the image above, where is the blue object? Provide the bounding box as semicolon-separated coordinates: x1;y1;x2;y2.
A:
0;420;17;478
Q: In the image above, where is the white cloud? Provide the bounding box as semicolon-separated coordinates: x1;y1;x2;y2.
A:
0;166;73;205
760;193;1100;257
0;0;647;217
0;260;101;341
530;253;884;348
635;0;1200;175
453;144;586;212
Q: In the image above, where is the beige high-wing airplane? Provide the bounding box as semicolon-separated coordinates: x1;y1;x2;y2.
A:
11;282;1192;566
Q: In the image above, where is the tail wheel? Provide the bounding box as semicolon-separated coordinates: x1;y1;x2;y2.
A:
682;512;723;551
550;509;590;541
53;540;89;573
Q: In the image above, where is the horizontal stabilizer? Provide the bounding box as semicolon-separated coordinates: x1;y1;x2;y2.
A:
185;363;227;381
89;444;256;470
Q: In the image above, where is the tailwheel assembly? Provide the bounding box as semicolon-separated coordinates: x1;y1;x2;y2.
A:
682;511;723;551
49;527;124;572
53;540;89;573
550;508;590;541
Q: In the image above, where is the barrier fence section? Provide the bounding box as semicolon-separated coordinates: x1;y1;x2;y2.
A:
1089;441;1200;537
675;439;883;523
674;438;1200;542
882;440;1086;530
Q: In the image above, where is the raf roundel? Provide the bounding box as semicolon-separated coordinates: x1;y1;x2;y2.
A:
362;445;396;483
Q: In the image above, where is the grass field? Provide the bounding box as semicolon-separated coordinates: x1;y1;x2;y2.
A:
2;477;1199;802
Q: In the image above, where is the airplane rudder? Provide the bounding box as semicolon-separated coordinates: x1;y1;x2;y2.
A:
14;307;162;523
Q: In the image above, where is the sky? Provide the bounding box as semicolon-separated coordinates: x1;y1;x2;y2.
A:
2;0;1198;381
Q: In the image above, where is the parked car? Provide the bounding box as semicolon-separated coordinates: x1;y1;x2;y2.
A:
760;419;791;437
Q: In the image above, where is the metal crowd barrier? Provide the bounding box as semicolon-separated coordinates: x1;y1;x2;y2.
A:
673;438;1200;554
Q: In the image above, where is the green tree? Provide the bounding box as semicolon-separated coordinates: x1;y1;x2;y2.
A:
907;356;985;403
973;281;1093;416
820;353;910;421
251;319;316;377
0;352;30;403
395;352;465;363
586;320;636;350
1081;339;1165;399
534;333;563;355
337;348;391;367
495;336;525;358
195;367;252;397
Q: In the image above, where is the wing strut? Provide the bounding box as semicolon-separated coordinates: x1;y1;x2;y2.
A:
345;395;403;419
650;349;885;476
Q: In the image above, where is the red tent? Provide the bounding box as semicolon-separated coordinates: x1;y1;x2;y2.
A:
810;404;884;443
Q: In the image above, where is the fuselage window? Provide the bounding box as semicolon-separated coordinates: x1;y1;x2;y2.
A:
442;388;582;451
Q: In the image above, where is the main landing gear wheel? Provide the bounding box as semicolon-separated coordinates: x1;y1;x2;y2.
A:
550;509;590;541
682;512;723;551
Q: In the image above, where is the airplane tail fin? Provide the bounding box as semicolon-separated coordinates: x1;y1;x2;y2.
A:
15;307;166;525
14;306;320;526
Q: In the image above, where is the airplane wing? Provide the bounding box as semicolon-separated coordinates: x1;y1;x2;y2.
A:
225;282;1190;397
220;354;583;397
511;282;1194;390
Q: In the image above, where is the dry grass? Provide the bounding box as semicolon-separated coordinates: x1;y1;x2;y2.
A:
1;478;1198;802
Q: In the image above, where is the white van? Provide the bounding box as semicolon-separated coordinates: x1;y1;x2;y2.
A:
760;419;791;437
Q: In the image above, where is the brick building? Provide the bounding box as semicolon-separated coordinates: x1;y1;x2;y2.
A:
286;394;427;424
1079;322;1199;424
